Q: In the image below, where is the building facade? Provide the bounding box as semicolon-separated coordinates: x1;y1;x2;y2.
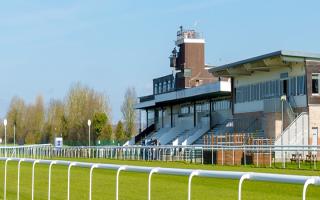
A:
135;27;231;145
135;27;320;148
210;51;320;147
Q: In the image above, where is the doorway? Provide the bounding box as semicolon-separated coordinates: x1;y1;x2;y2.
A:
282;79;288;96
312;127;318;146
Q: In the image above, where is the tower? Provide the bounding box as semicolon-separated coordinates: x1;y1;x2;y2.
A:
169;26;214;90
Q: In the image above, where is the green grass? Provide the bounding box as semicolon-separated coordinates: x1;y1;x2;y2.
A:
0;158;320;200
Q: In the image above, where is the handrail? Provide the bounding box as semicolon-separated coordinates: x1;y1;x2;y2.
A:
1;157;320;200
275;112;307;141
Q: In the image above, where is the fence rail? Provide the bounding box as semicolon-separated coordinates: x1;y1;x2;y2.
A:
1;144;320;169
0;157;319;200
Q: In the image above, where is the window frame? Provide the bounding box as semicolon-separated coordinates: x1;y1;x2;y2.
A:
312;73;320;96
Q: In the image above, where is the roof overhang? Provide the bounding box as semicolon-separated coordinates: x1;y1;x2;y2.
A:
135;81;231;109
209;50;320;77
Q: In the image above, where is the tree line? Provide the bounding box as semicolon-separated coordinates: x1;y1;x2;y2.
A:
0;83;138;145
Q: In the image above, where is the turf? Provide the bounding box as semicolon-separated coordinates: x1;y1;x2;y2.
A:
0;158;319;200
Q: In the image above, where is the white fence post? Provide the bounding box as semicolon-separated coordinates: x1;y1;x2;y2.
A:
188;171;199;200
238;173;251;200
31;160;40;200
4;158;12;200
67;162;76;200
116;166;126;200
48;161;57;200
148;168;159;200
89;164;98;200
17;159;25;200
303;178;316;200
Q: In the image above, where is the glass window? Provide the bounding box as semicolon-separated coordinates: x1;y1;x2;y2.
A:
312;74;320;94
297;76;305;95
163;82;167;92
154;84;158;94
160;83;163;93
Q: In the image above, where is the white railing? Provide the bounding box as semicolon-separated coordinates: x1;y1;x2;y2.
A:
275;112;309;162
1;157;320;200
1;144;320;170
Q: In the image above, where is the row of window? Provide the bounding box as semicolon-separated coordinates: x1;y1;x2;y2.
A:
154;80;174;94
235;75;306;103
180;100;231;114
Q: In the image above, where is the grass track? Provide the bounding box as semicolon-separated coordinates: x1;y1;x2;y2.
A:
0;158;319;200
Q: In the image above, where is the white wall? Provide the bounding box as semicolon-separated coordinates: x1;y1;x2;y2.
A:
235;63;305;87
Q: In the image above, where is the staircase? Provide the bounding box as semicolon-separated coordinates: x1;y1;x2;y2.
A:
275;112;308;146
170;129;194;145
193;117;266;145
134;124;155;144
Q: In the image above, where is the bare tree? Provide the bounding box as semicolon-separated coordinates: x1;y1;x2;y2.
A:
121;87;137;139
45;99;66;142
6;96;26;144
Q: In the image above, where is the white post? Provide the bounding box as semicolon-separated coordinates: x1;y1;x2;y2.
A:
88;120;91;158
188;171;199;200
148;168;159;200
4;119;7;157
116;166;126;200
4;158;11;200
303;178;316;200
14;124;16;146
238;174;251;200
31;160;40;200
48;161;56;200
17;159;25;200
67;163;76;200
89;165;98;200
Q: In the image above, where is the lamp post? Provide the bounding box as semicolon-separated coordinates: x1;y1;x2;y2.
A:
3;119;7;157
88;119;91;158
280;95;286;168
13;122;16;146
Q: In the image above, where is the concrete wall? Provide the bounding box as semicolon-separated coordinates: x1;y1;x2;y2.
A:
234;63;306;114
308;105;320;145
235;63;304;87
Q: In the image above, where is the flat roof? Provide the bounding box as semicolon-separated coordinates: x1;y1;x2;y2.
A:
209;50;320;73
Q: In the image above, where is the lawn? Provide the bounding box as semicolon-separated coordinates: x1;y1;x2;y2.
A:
0;158;319;200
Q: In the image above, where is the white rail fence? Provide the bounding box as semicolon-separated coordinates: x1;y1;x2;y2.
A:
1;144;320;169
1;157;320;200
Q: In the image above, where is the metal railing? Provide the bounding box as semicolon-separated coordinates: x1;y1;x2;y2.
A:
1;144;320;169
1;157;320;200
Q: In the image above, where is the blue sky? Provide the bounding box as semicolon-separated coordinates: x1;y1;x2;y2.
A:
0;0;320;122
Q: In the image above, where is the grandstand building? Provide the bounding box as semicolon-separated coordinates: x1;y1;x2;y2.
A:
134;27;320;147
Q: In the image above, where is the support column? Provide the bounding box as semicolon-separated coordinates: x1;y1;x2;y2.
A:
194;102;196;128
209;100;212;129
170;106;173;128
139;109;142;134
146;109;149;128
162;108;164;128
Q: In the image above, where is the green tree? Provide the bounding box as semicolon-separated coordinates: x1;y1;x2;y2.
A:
93;112;107;142
121;87;137;140
100;123;113;140
115;121;125;141
65;82;111;143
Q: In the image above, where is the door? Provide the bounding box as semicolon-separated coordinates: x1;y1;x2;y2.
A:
282;79;288;96
312;127;318;155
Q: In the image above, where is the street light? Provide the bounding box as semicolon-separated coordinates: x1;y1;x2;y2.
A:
13;122;16;146
280;95;287;168
88;119;91;158
3;119;7;157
